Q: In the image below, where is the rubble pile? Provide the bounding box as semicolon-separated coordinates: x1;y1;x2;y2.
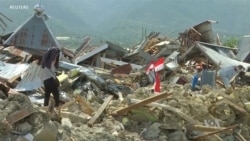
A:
2;71;250;140
2;7;250;141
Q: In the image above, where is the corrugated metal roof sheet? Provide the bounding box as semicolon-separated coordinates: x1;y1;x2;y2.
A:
198;42;237;59
0;61;29;80
3;10;59;50
193;20;217;43
14;63;43;91
196;43;250;70
100;57;142;70
74;44;108;64
237;36;250;62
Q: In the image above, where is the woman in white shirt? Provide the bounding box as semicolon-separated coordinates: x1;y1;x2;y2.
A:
41;47;60;107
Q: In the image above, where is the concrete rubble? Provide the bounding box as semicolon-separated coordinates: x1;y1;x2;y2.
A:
1;7;250;141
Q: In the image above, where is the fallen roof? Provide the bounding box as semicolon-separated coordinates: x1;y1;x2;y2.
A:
3;5;59;50
193;20;217;43
197;42;237;59
196;42;250;69
74;44;108;64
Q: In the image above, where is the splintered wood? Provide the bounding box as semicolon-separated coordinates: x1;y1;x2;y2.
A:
190;124;238;140
75;95;95;116
113;91;172;116
87;95;113;127
186;124;233;133
6;108;34;124
130;98;198;124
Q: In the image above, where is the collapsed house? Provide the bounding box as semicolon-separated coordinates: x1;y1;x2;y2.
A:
1;4;250;141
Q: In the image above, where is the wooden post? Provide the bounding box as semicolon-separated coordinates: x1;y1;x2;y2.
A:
6;109;34;124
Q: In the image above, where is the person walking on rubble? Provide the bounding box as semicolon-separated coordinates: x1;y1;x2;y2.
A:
41;47;60;108
218;65;245;92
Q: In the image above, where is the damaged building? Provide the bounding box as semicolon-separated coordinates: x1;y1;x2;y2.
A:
1;4;250;141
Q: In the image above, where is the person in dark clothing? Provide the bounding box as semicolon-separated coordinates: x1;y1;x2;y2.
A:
41;47;60;107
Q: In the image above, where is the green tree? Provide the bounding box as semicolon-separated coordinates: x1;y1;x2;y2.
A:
223;37;239;48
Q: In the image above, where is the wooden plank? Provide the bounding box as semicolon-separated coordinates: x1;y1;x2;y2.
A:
60;99;76;109
87;95;113;127
7;73;21;83
6;109;34;124
113;91;172;115
101;52;106;69
236;130;247;141
186;124;232;132
130;98;198;124
111;64;132;75
223;98;247;114
75;95;95;116
57;73;68;82
190;124;238;140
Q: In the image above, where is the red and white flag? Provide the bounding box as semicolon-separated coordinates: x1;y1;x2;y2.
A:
154;72;161;93
154;57;165;72
146;61;155;74
145;57;165;93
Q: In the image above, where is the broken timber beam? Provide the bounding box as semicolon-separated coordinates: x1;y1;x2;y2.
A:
186;124;233;133
60;99;76;109
75;95;95;116
235;130;247;141
7;73;21;84
179;45;195;61
6;109;34;124
190;124;238;140
223;98;247;114
87;95;113;127
113;91;172;116
58;99;76;117
130;98;197;124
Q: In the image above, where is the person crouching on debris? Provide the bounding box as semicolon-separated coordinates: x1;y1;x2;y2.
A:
41;47;60;108
191;68;202;91
218;65;245;92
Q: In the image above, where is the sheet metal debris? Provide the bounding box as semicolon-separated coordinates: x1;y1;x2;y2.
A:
237;35;250;63
74;44;108;64
2;6;250;141
196;42;250;69
100;57;142;70
0;61;29;81
14;63;43;91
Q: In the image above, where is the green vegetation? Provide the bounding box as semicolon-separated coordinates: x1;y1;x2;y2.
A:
222;37;240;48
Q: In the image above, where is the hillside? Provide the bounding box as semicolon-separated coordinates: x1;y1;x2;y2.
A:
1;0;250;48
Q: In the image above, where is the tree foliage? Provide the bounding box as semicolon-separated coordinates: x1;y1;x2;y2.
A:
222;37;240;48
